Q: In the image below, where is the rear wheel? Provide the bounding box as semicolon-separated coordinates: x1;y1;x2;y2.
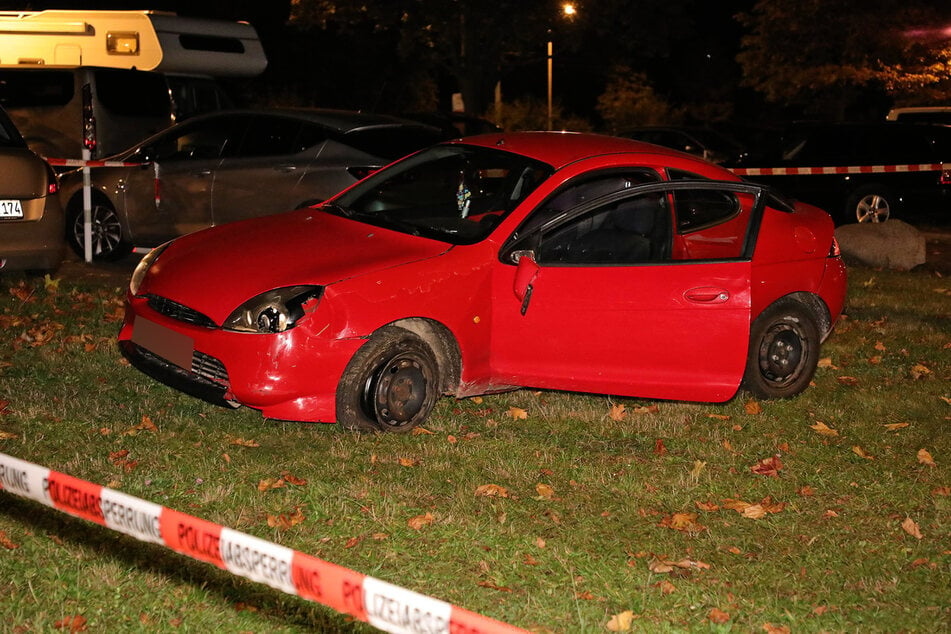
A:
336;326;440;432
67;199;130;261
742;300;820;399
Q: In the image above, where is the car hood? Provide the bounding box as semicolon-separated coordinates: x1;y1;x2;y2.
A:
139;209;451;320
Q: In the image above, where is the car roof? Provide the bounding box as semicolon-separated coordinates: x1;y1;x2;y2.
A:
454;131;690;170
188;108;444;134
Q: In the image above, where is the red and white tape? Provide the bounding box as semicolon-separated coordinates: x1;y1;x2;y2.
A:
0;451;527;634
732;163;948;176
45;158;146;168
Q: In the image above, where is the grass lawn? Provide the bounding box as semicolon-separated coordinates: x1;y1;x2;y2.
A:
0;262;948;632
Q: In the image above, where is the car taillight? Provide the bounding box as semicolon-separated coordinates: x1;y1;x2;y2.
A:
82;83;97;152
347;166;379;181
829;237;841;258
940;165;951;186
45;163;59;195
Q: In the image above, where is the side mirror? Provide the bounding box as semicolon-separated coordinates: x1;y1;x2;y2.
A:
512;251;539;305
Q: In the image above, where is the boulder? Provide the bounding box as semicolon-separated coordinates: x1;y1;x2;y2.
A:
834;220;926;271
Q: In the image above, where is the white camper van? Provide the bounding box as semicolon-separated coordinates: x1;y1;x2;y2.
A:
0;10;267;159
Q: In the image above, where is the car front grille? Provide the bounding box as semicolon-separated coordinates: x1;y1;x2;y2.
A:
192;350;229;384
145;294;217;328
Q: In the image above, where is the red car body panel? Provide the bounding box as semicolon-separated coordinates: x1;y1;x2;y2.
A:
118;132;847;424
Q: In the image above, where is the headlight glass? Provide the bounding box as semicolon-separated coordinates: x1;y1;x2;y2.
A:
129;241;171;295
223;286;323;333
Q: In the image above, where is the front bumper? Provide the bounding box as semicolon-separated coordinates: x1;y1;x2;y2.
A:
118;295;365;423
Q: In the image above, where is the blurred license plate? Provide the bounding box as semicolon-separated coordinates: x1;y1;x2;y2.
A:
131;317;194;371
0;200;23;218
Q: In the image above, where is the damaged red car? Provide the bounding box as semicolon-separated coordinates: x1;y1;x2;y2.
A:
119;132;847;432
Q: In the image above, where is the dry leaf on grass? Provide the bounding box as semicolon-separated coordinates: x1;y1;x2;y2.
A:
475;484;509;498
901;517;923;540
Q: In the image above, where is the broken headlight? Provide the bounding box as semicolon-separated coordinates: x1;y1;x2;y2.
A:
223;286;323;333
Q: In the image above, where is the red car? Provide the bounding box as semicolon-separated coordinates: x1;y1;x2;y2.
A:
119;132;846;432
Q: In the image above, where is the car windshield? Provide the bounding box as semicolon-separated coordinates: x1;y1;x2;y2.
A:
328;143;554;244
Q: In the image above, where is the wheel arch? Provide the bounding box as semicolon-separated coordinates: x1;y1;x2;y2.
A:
387;317;462;394
758;292;833;342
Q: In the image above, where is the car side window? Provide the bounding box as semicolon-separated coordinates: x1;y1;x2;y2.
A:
672;188;755;261
237;116;309;157
151;117;241;161
535;192;671;265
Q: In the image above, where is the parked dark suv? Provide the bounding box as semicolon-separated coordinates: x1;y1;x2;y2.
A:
735;122;951;223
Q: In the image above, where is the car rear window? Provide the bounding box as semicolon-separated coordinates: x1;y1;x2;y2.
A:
0;108;25;148
343;127;448;161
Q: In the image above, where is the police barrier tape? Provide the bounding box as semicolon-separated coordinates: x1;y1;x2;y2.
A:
45;157;147;169
731;162;948;176
0;451;528;634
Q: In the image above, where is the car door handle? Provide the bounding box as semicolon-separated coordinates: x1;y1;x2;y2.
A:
684;287;730;304
191;170;212;178
274;164;297;173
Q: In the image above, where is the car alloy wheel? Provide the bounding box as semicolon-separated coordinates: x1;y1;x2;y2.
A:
853;192;891;223
69;202;128;261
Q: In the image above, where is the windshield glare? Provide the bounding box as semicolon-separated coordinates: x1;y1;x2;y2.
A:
330;144;554;244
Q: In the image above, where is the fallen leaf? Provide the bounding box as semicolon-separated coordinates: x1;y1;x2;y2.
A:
267;507;305;530
744;399;762;415
535;483;554;499
477;580;512;592
883;422;910;432
910;364;931;380
606;610;635;632
689;461;707;479
750;455;783;477
407;512;434;530
474;483;509;498
741;504;767;520
817;357;838;369
398;457;420;467
507;406;528;420
280;471;307;486
0;530;19;549
609;403;627;421
659;512;707;533
632;405;659;415
917;448;936;466
653;438;668;456
695;500;719;512
0;430;18;440
707;413;731;420
657;579;676;595
257;477;286;492
810;421;839;436
901;517;923;540
231;438;260;448
852;446;874;460
411;427;435;436
708;608;731;624
53;615;87;632
763;624;791;634
836;376;858;386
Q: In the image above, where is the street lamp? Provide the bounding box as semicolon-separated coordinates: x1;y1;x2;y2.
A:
548;3;577;131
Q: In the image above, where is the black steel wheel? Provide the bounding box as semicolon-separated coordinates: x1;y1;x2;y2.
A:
336;326;439;432
742;299;820;399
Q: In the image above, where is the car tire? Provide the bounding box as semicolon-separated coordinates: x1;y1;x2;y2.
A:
742;299;820;399
336;325;440;432
67;198;130;261
847;186;893;223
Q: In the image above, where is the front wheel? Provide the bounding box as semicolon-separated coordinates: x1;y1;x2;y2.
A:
67;199;130;261
336;326;440;432
742;300;820;399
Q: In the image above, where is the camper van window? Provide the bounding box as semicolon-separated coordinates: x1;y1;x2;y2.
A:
0;70;74;108
95;69;169;117
179;34;246;54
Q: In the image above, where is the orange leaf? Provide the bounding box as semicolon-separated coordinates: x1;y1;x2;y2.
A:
750;455;783;477
535;483;555;499
901;517;923;539
0;530;19;550
398;457;420;467
883;422;910;432
810;421;839;436
475;484;509;498
411;427;435;436
708;608;731;624
507;406;528;420
836;376;858;386
852;446;874;460
280;471;307;486
609;403;627;421
408;512;434;530
653;438;668;456
606;610;635;632
659;512;706;533
917;448;936;466
54;615;87;632
231;437;260;447
257;477;286;492
744;400;762;415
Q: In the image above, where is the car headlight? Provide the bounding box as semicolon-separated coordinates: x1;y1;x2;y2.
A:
129;241;172;295
223;286;323;333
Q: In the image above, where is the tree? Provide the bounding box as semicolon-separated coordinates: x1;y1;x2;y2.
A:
596;67;683;132
737;0;951;119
